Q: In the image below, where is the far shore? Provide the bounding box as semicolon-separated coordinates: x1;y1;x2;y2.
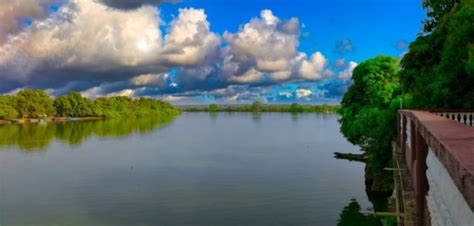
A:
177;103;340;113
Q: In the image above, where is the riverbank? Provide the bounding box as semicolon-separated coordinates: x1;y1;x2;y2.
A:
0;90;180;121
0;116;104;125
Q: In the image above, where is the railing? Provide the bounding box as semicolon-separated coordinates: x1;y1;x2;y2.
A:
397;110;474;226
428;110;474;126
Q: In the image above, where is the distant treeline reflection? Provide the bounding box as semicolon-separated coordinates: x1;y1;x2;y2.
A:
0;117;173;151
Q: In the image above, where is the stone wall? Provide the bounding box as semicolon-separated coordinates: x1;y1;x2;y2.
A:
426;149;474;226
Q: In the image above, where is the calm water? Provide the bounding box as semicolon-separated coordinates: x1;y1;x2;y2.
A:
0;113;375;225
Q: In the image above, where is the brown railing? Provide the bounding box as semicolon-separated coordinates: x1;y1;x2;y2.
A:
397;110;474;226
428;110;474;126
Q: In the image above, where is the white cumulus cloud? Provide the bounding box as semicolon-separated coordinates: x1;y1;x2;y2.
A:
0;4;340;102
296;88;312;99
338;61;358;80
162;8;220;67
298;52;328;80
220;9;330;84
0;0;163;81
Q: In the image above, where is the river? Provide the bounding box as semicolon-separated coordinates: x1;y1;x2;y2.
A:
0;112;379;225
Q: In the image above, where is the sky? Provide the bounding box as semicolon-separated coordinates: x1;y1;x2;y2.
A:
0;0;426;105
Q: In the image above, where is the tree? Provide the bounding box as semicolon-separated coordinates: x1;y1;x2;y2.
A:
54;96;73;117
208;104;219;112
250;100;262;112
339;56;404;191
0;90;180;119
289;103;303;113
54;92;94;117
15;89;55;118
337;0;471;194
422;0;460;32
0;95;18;120
401;0;474;108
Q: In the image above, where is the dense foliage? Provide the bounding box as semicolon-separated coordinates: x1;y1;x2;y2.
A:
90;96;179;118
0;95;18;120
54;92;95;117
208;104;219;112
339;0;472;192
16;89;56;118
339;56;404;191
401;0;473;108
182;102;339;113
0;89;180;120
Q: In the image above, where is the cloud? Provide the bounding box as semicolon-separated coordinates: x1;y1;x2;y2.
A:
335;38;353;54
148;85;270;104
162;8;220;67
338;61;357;80
221;9;298;82
0;0;163;82
296;88;312;99
298;52;329;80
144;81;344;105
131;73;170;87
0;0;61;45
279;91;293;98
395;39;408;49
221;9;330;84
0;0;222;94
334;58;345;68
0;3;343;103
107;89;136;98
96;0;177;10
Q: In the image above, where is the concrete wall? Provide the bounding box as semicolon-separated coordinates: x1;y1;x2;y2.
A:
426;149;474;226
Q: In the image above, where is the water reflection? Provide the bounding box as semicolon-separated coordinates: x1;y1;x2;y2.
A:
209;112;218;120
0;117;173;151
337;199;382;226
290;112;300;121
251;112;261;122
334;154;394;225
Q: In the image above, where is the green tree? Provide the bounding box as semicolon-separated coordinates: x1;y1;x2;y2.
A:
208;104;219;112
250;100;262;112
289;103;303;113
339;56;404;191
337;0;471;195
422;0;460;32
15;89;55;118
0;89;180;120
54;96;73;117
400;0;474;108
92;95;179;118
54;92;94;117
0;95;19;120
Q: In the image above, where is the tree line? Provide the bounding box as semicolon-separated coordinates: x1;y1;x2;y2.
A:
181;101;340;113
338;0;472;192
0;89;180;120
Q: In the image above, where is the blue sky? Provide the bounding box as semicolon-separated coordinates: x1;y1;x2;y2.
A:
0;0;426;104
160;0;424;62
